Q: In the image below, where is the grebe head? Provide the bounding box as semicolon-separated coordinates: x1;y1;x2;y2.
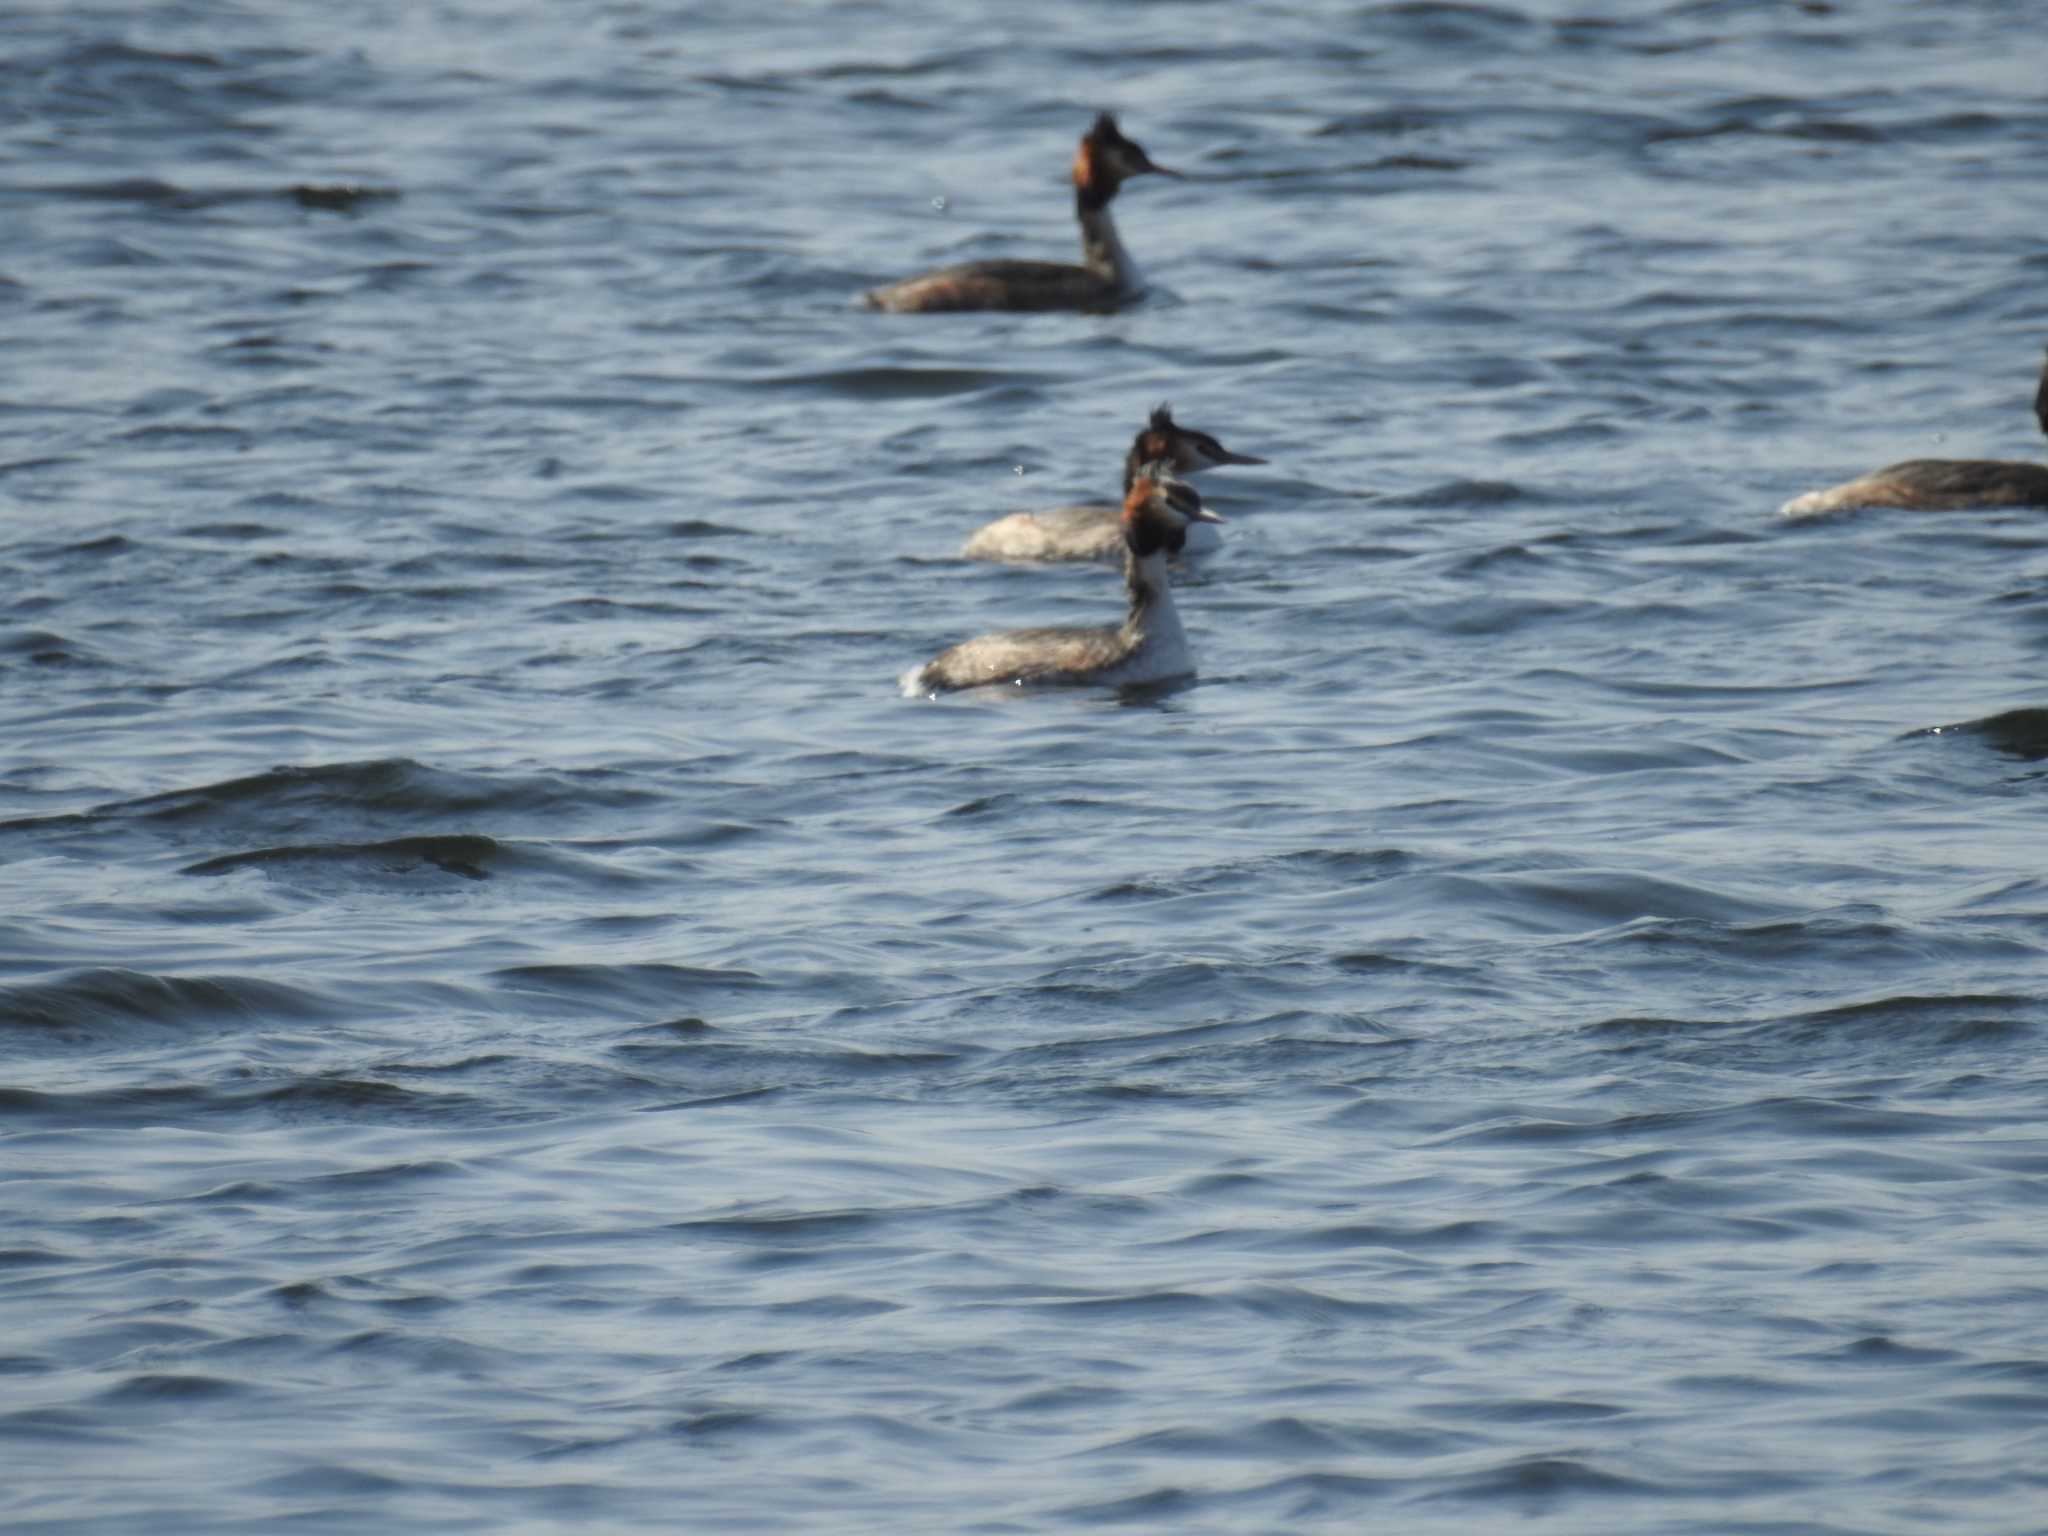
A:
1122;460;1224;557
1074;114;1182;207
1128;403;1268;478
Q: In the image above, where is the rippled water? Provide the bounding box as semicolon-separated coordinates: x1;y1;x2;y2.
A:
5;1;2048;1530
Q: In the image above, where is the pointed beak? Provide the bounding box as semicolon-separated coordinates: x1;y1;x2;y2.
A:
1144;161;1185;180
1211;448;1266;467
1188;504;1226;524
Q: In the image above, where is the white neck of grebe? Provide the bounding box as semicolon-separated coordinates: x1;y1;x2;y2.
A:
1080;200;1143;295
1123;549;1180;639
1118;547;1193;681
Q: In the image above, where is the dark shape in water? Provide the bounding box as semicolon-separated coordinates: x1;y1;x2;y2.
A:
290;183;401;213
182;834;495;880
1906;707;2048;761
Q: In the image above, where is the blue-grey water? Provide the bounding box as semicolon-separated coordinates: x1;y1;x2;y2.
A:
5;1;2048;1530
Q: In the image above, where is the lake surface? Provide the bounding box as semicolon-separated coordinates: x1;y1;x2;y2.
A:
4;1;2047;1530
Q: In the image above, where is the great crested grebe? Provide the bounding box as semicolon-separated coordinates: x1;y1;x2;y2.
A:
963;405;1264;563
864;113;1181;314
1780;346;2048;517
902;463;1222;695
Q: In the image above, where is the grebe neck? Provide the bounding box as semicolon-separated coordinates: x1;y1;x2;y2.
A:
1122;549;1179;637
1078;190;1142;294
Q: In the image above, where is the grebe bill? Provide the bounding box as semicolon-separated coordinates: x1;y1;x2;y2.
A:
904;465;1224;695
1780;346;2048;517
864;114;1181;315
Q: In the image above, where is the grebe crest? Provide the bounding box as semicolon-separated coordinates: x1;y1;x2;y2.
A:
961;404;1264;564
1780;343;2048;517
863;113;1182;315
904;463;1223;695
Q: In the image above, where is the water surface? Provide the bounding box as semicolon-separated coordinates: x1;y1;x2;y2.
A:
4;1;2048;1531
